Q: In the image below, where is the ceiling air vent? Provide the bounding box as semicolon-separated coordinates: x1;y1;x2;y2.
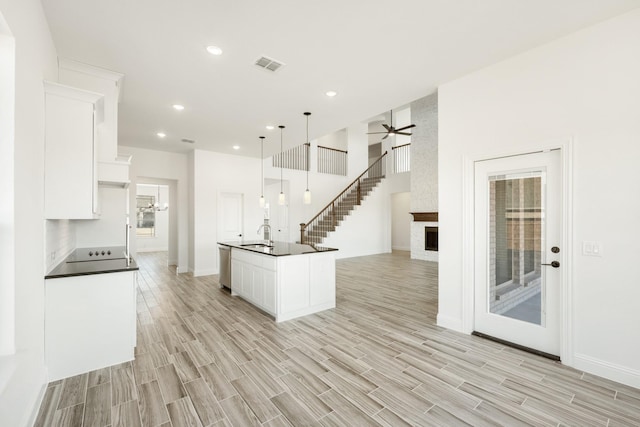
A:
181;138;195;144
255;56;285;72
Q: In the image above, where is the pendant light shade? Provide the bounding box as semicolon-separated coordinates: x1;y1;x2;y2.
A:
278;125;286;205
259;136;265;207
303;112;312;205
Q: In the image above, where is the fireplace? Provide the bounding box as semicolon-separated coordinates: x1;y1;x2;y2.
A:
425;227;438;251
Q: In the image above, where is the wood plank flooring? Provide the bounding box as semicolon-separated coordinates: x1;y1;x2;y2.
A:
35;251;640;426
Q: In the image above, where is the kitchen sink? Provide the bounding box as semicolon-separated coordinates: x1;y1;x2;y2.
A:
240;243;273;248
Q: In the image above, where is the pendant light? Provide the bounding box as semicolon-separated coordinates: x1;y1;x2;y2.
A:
278;125;286;205
147;184;168;211
259;136;266;208
303;112;312;204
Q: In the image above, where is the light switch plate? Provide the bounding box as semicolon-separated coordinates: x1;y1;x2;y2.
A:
582;241;602;257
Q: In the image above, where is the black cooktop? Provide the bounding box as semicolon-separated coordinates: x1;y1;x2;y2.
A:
46;246;138;279
66;246;127;262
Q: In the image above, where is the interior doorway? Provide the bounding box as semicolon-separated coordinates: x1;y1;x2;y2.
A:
133;179;178;267
135;184;170;252
391;192;411;251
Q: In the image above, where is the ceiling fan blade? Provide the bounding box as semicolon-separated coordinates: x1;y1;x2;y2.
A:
382;124;391;131
382;134;389;140
394;124;416;132
395;132;413;136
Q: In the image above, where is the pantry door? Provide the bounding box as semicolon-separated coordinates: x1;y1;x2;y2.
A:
219;192;244;241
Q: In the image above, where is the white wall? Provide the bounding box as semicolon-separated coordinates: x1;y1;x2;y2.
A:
0;0;58;424
391;192;411;251
75;186;128;247
438;9;640;387
323;180;391;259
191;149;263;276
135;184;169;252
0;11;15;358
121;146;189;272
317;128;347;151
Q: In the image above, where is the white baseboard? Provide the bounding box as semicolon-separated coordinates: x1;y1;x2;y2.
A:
436;313;464;333
176;266;188;274
136;247;168;253
193;268;217;277
573;353;640;389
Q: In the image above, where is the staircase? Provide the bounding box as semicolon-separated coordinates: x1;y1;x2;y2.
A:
300;152;387;245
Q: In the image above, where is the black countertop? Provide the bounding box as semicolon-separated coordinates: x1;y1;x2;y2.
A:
219;240;338;257
45;250;139;279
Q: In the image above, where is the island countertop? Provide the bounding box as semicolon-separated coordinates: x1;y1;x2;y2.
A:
218;240;337;257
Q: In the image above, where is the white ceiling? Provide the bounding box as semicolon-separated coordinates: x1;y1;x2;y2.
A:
41;0;640;158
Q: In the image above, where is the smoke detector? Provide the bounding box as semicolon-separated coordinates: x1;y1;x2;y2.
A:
255;56;285;72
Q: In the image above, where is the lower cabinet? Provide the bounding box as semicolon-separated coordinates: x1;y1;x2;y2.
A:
45;271;136;381
230;248;335;322
231;250;276;315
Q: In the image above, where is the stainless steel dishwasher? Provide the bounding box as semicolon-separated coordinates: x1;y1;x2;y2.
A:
218;245;231;289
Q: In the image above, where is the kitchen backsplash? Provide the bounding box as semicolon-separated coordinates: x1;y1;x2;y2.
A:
45;219;76;271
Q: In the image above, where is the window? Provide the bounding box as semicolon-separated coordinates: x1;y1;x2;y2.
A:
136;195;155;237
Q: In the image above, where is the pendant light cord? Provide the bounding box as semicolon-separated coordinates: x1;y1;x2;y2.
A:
305;112;311;190
260;136;265;197
279;126;285;193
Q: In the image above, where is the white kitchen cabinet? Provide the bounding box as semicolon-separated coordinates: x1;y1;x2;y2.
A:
45;271;136;381
229;247;335;321
44;81;104;219
59;59;124;162
59;59;131;187
231;249;276;315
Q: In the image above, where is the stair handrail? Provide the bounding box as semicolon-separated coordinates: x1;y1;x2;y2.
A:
300;151;387;244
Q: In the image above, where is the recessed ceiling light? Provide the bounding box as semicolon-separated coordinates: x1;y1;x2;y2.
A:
156;132;166;138
172;104;185;111
325;90;338;97
232;145;240;150
266;125;275;130
206;46;223;55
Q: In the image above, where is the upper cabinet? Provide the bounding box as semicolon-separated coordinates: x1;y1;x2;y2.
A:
44;82;104;219
58;59;130;187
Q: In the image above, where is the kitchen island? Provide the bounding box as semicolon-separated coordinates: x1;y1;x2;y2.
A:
218;241;337;322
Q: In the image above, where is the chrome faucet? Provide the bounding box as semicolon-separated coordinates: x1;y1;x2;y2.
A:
257;223;272;244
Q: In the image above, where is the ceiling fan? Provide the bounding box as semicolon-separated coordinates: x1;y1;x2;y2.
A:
367;110;416;140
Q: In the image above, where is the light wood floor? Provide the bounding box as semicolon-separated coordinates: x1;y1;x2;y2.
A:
35;251;640;426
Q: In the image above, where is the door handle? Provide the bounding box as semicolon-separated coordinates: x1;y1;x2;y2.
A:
542;261;560;268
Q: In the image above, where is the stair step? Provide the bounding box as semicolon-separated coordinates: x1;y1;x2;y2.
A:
301;170;386;245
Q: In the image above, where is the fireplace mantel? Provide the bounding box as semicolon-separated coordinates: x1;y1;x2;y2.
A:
410;212;438;222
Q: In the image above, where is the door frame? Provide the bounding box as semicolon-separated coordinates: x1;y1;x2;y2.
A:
460;138;574;365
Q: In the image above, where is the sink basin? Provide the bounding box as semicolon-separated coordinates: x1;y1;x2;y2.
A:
240;243;273;249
